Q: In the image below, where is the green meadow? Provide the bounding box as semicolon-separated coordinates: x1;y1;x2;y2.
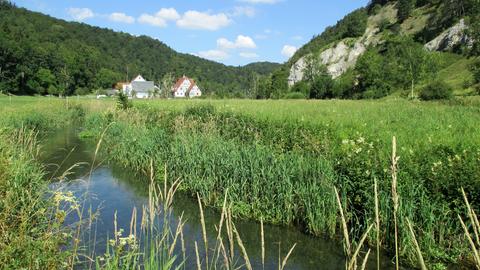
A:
1;96;479;269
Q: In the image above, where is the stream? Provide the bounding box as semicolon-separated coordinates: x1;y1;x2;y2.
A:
41;128;397;269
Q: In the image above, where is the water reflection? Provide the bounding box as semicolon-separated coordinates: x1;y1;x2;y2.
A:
41;128;397;270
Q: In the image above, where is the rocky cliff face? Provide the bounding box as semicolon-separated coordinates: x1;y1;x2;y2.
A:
288;27;379;87
425;19;472;52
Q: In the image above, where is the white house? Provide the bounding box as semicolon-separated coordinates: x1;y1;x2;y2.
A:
121;75;158;99
172;76;202;98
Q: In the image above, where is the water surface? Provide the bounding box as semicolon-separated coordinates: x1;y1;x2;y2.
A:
41;128;397;269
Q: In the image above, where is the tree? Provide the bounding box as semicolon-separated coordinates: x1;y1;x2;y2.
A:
398;0;414;22
343;8;368;38
310;74;334;99
303;54;327;84
95;68;121;89
387;38;438;98
31;68;56;94
160;72;175;98
270;69;289;99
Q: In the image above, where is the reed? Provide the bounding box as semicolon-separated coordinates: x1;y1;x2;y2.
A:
391;136;400;270
374;178;380;270
406;218;427;270
459;188;480;269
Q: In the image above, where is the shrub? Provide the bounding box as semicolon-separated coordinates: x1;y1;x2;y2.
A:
117;92;132;110
74;87;90;96
471;59;480;84
419;80;453;100
290;81;311;96
310;75;334;99
282;92;306;99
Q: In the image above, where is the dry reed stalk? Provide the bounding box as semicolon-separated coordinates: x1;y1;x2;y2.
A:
219;239;230;270
129;207;137;237
360;249;371;270
458;215;480;269
195;241;202;270
374;178;380;270
391;136;400;270
459;189;480;269
169;213;185;257
232;223;252;270
213;190;229;269
347;224;374;270
226;207;235;262
280;243;297;270
462;188;480;247
197;193;209;268
406;218;427;270
261;218;265;270
114;211;118;243
334;187;351;256
180;225;186;265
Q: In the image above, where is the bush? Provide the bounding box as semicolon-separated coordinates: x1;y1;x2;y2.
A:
74;87;90;96
290;81;311;96
471;59;480;84
310;75;334;99
117;92;132;110
282;92;306;99
419;80;453;100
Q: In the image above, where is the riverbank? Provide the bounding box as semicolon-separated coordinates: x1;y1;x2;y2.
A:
79;99;480;268
1;96;478;269
0;99;84;269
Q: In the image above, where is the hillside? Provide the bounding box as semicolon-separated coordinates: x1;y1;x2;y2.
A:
0;1;276;97
257;0;480;99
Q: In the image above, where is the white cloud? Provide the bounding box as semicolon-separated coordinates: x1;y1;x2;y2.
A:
236;35;256;49
108;12;135;24
292;35;303;41
156;8;181;21
217;35;256;50
67;8;94;21
138;14;167;27
198;50;230;61
138;8;180;27
281;45;297;58
177;11;231;31
239;52;259;58
230;6;256;17
217;38;236;50
238;0;281;4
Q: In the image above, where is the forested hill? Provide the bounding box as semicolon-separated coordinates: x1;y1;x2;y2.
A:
0;1;278;97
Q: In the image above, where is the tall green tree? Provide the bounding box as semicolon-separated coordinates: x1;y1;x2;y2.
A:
398;0;414;22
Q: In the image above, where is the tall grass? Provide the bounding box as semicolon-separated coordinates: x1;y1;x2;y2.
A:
0;100;86;269
79;101;480;268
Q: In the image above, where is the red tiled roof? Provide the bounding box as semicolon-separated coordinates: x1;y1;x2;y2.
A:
172;76;197;93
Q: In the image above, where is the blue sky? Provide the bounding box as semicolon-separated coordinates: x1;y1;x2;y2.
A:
12;0;369;66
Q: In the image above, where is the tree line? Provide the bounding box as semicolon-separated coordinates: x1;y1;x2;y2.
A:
0;1;278;97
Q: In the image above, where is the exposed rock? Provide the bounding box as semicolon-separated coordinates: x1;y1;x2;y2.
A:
288;27;379;87
425;19;472;51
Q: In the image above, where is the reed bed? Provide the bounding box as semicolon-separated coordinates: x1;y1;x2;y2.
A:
0;100;86;269
80;101;480;268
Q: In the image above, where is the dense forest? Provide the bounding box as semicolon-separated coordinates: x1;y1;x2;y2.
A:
0;1;279;97
255;0;480;100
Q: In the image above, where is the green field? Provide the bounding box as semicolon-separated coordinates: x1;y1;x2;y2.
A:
1;96;480;269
